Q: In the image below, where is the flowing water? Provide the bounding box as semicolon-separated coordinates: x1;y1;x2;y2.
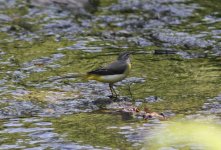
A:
0;0;221;149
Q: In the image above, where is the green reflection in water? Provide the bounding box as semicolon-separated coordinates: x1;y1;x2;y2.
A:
121;54;221;113
48;112;139;149
0;120;27;147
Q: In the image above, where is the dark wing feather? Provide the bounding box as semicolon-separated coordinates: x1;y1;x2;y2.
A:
87;61;127;75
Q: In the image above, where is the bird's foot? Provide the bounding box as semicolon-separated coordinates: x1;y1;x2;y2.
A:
108;95;123;102
108;95;117;99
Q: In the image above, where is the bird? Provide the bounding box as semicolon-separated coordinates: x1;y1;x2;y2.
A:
86;51;132;98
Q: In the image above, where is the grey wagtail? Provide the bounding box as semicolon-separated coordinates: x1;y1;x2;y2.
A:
86;51;131;98
49;51;131;98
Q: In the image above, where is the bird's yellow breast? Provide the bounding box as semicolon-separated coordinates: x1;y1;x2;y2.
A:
128;62;131;71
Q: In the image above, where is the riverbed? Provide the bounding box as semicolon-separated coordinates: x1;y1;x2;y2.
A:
0;0;221;149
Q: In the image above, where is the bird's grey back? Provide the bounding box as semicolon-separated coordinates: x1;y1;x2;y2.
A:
87;60;127;75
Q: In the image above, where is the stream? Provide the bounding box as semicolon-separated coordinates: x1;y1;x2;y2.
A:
0;0;221;149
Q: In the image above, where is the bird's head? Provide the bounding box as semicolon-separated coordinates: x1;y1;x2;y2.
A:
117;51;131;61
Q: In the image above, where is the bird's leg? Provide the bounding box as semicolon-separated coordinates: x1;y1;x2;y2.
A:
112;85;118;98
109;83;114;97
109;83;118;98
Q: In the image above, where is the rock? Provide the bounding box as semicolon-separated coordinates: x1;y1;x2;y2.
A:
145;96;162;103
0;14;12;22
135;101;143;107
0;100;43;119
215;95;221;101
151;29;214;49
120;77;146;84
30;0;98;14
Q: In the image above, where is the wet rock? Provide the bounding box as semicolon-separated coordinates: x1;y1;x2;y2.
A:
22;53;64;73
110;0;197;16
11;88;29;96
0;14;12;22
30;0;97;15
0;100;43;119
114;30;133;37
119;77;146;85
212;46;221;57
128;37;153;47
43;19;82;36
0;0;16;8
109;0;198;26
3;121;23;127
0;0;93;41
151;29;214;49
12;70;27;81
45;99;98;116
0;145;25;150
215;94;221;101
203;15;221;24
106;101;133;110
0;98;99;119
44;20;72;30
0;79;6;85
92;97;112;108
176;51;194;59
58;39;102;52
154;49;177;55
198;94;221;115
145;96;162;103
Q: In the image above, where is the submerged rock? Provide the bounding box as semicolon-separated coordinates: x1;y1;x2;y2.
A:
0;98;98;119
0;100;42;119
30;0;98;14
196;94;221;117
150;29;214;48
145;96;162;103
0;14;12;22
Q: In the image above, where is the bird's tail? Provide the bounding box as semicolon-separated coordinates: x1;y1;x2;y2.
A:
48;73;87;81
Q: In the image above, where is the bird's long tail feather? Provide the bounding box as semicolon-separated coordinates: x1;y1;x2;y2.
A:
48;73;87;82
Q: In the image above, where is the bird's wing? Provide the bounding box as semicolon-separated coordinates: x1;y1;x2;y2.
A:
87;61;127;75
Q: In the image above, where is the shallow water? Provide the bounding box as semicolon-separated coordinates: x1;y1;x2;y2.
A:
0;112;163;150
0;0;221;149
